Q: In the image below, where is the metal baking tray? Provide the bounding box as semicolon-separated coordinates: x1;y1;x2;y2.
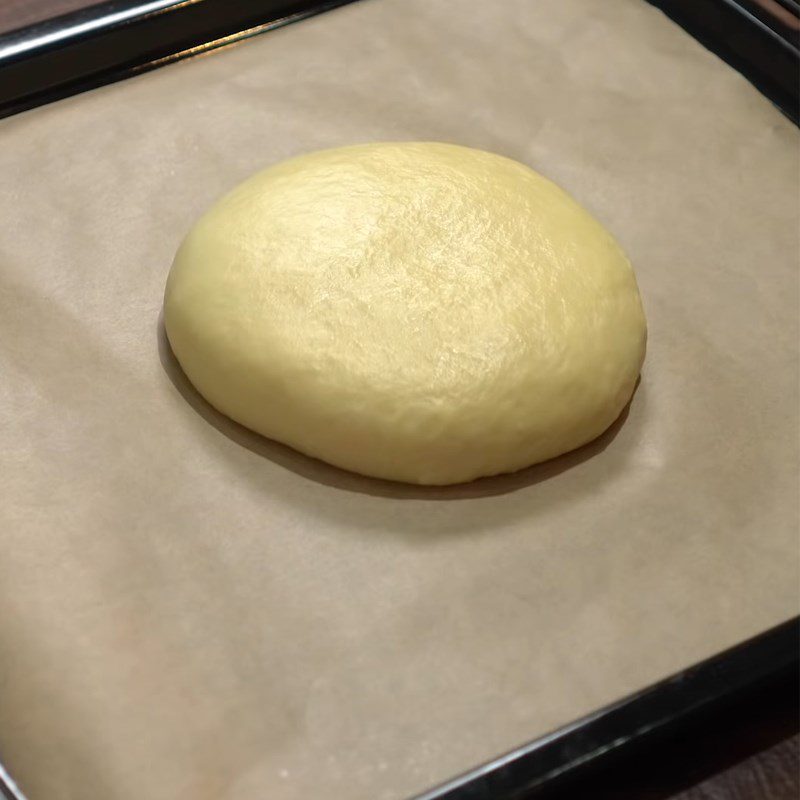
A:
0;2;797;799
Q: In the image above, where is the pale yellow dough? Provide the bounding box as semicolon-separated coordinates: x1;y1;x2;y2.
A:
164;143;646;485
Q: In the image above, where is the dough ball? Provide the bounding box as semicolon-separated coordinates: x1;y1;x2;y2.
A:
164;143;646;485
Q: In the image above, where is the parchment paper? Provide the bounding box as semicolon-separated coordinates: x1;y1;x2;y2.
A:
1;1;798;799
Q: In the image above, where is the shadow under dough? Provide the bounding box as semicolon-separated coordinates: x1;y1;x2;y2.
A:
157;314;640;501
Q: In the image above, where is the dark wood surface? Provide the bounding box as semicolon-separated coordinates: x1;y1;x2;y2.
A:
674;737;799;800
1;2;798;800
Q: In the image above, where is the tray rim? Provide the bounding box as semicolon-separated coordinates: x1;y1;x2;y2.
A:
1;619;796;800
0;2;797;798
413;617;799;799
0;0;797;121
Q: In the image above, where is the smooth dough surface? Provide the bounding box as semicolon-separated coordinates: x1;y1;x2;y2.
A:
164;143;646;485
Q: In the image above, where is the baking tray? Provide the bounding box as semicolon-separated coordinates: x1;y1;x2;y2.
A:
0;622;794;800
0;0;797;122
0;2;797;799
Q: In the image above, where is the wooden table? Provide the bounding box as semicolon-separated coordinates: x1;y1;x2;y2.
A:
676;738;798;800
1;2;798;799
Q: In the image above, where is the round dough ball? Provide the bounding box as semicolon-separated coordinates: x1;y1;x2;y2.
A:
164;143;646;485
